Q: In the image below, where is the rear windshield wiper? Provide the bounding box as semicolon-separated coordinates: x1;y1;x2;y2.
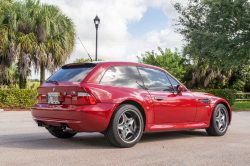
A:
46;80;58;84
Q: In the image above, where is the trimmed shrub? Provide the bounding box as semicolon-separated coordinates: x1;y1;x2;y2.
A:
0;89;37;109
192;89;236;106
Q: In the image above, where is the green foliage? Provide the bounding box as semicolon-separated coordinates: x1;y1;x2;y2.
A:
231;101;250;111
230;79;245;91
137;47;186;81
234;91;250;100
174;0;250;69
0;89;37;108
174;0;250;90
29;79;40;82
0;0;76;87
173;0;250;69
193;89;236;106
73;58;104;63
27;81;40;89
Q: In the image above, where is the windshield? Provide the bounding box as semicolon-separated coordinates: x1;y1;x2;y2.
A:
45;67;94;83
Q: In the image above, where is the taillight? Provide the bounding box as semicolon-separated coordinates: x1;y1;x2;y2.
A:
37;94;42;103
72;92;97;105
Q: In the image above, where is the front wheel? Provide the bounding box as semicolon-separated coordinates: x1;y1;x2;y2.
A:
206;104;229;136
104;104;144;148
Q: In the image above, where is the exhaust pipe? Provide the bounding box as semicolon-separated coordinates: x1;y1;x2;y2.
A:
37;121;49;127
60;124;74;133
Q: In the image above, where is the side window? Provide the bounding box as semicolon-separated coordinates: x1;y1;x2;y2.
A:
137;67;173;91
167;74;187;92
100;66;144;89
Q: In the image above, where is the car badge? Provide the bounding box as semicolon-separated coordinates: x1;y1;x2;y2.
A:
53;87;55;92
64;92;67;95
71;91;76;95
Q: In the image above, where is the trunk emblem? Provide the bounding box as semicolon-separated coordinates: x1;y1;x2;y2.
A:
64;92;67;95
71;91;76;95
53;87;55;92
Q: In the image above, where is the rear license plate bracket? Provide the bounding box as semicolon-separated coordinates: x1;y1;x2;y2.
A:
48;92;60;104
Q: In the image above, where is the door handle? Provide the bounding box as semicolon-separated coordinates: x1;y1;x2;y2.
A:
155;96;164;100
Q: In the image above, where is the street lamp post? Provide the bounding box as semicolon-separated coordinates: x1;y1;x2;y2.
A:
94;15;100;61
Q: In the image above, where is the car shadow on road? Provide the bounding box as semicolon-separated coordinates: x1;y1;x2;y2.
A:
0;130;209;150
140;130;209;143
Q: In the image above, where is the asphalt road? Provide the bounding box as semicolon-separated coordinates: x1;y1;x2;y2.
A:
0;111;249;166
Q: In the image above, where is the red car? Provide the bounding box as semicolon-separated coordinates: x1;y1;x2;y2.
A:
32;62;232;148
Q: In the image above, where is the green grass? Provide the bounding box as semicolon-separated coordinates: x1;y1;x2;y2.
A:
231;101;250;111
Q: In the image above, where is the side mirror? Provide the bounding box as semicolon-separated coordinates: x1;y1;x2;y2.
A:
176;85;184;96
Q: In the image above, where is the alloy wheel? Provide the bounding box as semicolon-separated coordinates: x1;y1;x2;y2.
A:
215;107;228;132
117;110;142;143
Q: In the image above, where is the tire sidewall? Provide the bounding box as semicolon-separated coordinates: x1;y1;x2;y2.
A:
111;104;144;148
211;104;229;136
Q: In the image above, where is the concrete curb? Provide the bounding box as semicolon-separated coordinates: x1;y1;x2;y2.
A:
0;109;4;112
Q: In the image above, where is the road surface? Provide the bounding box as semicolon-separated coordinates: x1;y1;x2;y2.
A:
0;111;249;166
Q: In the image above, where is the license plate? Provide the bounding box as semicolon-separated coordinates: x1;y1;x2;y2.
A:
48;92;60;104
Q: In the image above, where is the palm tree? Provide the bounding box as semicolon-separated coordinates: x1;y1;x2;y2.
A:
0;0;21;84
31;3;76;84
0;0;76;88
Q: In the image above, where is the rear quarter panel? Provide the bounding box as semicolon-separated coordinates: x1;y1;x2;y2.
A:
79;83;155;124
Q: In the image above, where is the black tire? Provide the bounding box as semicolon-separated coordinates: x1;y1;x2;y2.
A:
206;103;229;136
104;104;144;148
46;126;77;138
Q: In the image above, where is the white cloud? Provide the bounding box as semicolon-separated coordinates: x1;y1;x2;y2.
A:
31;0;188;80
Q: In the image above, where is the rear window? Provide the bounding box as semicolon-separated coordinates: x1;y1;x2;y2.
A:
45;64;96;83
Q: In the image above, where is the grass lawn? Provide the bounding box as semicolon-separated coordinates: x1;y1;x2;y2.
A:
231;101;250;111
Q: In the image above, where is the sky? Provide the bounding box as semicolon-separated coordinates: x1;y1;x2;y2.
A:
32;0;188;80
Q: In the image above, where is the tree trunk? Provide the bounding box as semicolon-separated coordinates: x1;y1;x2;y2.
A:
204;70;214;87
19;75;27;89
40;63;45;85
0;63;5;85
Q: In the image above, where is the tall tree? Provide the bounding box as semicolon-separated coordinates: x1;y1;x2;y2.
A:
0;0;76;88
137;47;186;81
173;0;250;69
0;0;20;85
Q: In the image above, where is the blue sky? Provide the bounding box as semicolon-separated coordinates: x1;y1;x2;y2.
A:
34;0;185;80
127;7;170;38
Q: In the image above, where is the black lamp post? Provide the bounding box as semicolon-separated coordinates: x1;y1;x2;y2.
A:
94;15;100;61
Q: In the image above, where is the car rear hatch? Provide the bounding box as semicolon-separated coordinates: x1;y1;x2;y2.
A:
37;63;97;105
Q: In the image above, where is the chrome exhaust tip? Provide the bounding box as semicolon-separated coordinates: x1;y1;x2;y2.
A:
37;121;49;127
60;124;74;133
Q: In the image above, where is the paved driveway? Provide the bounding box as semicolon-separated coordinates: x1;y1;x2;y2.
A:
0;111;249;166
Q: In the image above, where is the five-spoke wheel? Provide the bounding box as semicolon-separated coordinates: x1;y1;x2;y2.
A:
206;103;229;136
104;104;144;148
117;111;141;143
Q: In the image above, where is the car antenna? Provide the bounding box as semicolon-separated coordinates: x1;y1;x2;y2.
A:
78;36;93;62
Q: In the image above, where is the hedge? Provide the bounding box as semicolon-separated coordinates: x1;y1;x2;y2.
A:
0;89;37;109
0;88;238;109
191;89;236;106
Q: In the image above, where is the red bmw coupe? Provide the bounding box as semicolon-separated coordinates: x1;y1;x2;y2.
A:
32;62;232;148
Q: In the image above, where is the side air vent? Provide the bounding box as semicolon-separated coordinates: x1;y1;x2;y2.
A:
199;99;209;104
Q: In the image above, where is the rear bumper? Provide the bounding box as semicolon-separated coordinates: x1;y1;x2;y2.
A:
31;103;116;132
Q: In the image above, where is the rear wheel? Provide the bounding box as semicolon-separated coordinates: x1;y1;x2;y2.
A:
46;126;77;138
206;104;229;136
104;104;144;148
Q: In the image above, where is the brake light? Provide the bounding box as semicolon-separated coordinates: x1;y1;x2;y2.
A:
72;92;97;105
37;94;42;103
